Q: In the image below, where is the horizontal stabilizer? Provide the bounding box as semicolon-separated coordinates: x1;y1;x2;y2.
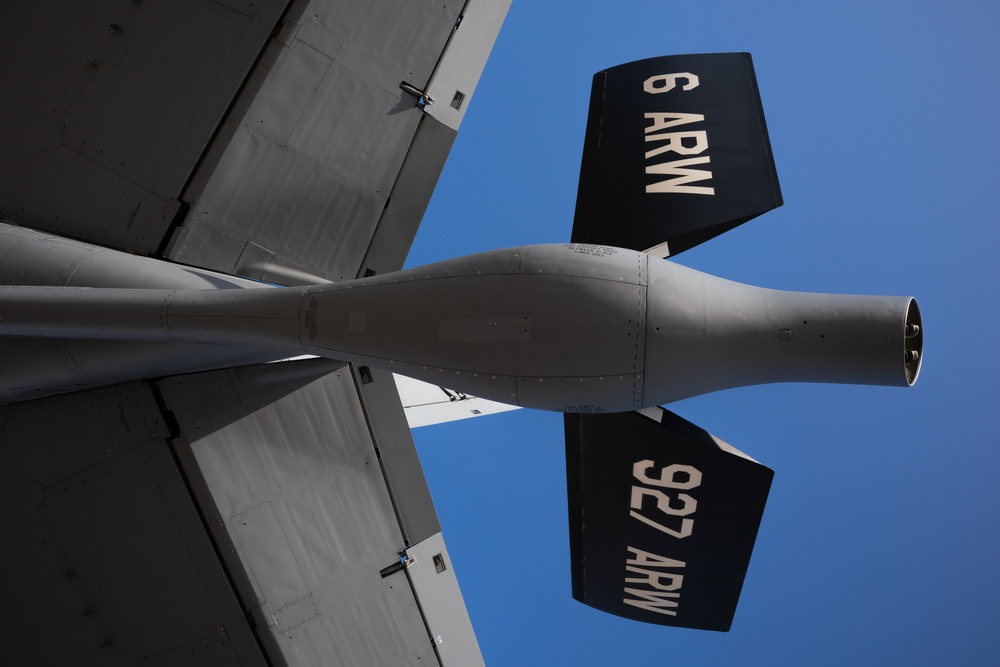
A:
564;409;773;631
571;53;782;256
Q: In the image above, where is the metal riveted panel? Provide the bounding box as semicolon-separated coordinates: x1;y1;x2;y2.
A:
405;532;485;666
0;0;291;254
0;223;285;405
422;0;513;131
159;362;447;666
392;373;520;428
0;383;267;666
167;0;465;282
300;245;650;411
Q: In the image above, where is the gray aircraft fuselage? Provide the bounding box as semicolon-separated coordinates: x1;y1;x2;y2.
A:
0;226;921;409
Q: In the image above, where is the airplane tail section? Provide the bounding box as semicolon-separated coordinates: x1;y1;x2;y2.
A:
571;53;782;256
564;408;773;631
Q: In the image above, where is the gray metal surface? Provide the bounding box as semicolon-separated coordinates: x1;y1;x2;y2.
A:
0;1;513;664
354;114;458;280
351;366;441;545
392;373;520;428
167;0;465;282
0;0;290;254
0;0;470;276
300;244;649;410
0;358;473;666
0;350;476;666
159;361;451;666
0;335;280;407
0;383;267;666
0;223;282;405
641;259;920;401
422;0;512;132
0;222;269;290
405;533;486;666
0;242;920;413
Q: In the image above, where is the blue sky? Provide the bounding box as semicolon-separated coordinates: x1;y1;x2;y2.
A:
405;1;1000;665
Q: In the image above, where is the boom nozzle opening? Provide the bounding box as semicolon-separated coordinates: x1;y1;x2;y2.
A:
904;298;923;386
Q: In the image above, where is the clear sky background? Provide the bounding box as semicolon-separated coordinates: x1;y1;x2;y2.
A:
405;1;1000;665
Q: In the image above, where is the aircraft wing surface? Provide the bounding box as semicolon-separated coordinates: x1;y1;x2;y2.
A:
2;362;480;665
0;0;510;664
1;0;507;282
